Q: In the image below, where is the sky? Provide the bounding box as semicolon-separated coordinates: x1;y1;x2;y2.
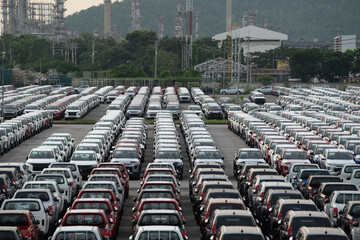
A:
65;0;122;16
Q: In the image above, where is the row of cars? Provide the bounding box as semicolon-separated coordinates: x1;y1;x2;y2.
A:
179;112;271;239
128;113;187;239
226;96;360;238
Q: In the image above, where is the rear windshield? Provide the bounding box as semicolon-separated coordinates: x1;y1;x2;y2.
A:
220;235;264;240
84;183;115;193
54;232;97;240
327;151;353;160
305;236;348;240
43;170;70;178
73;202;110;213
216;215;255;229
99;164;125;172
141;192;173;199
51;164;76;171
293;165;317;173
138;231;181;240
350;204;360;218
292;217;332;232
323;185;357;195
64;214;104;226
0;231;18;240
281;204;317;215
344;166;360;173
309;178;341;188
3;201;41;211
0;214;28;226
15;191;50;201
141;202;176;211
209;204;244;216
24;184;55;193
238;151;262;159
36;176;64;184
139;214;180;226
79;192;113;201
300;171;329;180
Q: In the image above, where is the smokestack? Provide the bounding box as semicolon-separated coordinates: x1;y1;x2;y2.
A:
104;0;111;37
226;0;232;32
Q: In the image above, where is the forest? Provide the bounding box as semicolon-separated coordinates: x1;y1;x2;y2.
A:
65;0;360;41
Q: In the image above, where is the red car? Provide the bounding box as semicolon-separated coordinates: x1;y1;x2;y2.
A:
61;209;115;240
90;168;126;189
0;210;41;240
140;181;181;202
71;198;119;226
276;149;311;176
77;189;122;216
98;163;130;198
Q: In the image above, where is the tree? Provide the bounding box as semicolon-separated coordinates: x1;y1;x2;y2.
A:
290;48;322;82
320;50;352;82
257;74;274;85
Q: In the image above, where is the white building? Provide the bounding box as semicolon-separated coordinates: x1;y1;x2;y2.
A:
334;35;356;52
213;25;288;54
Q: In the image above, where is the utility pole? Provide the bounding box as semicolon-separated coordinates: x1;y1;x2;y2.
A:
92;40;95;65
1;51;5;122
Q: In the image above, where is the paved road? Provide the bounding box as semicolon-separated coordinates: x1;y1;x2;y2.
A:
0;95;275;239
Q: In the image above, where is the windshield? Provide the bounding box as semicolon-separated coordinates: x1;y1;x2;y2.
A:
0;214;28;226
71;153;96;161
293;165;317;173
156;151;180;159
197;151;222;159
84;183;115;193
189;106;200;110
209;106;221;111
5;105;16;109
113;150;137;158
67;106;79;110
25;184;56;193
47;106;59;110
327;152;353;160
300;170;329;179
127;106;140;110
167;106;179;110
142;202;176;210
148;106;160;110
29;151;54;159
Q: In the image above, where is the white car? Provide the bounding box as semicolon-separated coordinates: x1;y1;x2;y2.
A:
51;226;103;240
49;162;83;194
254;86;272;94
1;199;50;236
220;86;245;95
26;146;59;175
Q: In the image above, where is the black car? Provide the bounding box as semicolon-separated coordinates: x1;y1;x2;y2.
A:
313;182;357;210
300;175;341;200
258;189;303;234
269;199;319;238
278;211;332;240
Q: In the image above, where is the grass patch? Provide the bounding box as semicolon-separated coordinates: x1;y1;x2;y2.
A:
204;119;228;124
54;119;97;124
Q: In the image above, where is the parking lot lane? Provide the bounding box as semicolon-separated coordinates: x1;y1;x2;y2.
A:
0;124;93;163
83;103;110;121
207;125;247;182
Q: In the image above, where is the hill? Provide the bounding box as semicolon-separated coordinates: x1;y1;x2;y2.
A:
65;0;360;41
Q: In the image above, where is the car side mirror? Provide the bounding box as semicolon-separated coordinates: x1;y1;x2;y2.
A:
354;221;360;227
133;197;137;202
60;189;64;193
205;219;209;224
26;156;28;159
129;236;133;240
109;218;114;224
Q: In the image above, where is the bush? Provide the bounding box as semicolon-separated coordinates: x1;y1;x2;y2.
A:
258;74;275;86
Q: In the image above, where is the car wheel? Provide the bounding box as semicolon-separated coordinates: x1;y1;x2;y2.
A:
222;92;226;95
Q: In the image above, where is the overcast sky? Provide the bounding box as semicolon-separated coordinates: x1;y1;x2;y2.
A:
65;0;122;16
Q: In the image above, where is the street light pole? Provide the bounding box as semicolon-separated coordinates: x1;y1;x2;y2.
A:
1;51;5;122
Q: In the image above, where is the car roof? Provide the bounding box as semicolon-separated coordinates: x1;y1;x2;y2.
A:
298;227;347;236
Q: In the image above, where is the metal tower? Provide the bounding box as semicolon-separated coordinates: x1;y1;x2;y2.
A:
226;0;231;32
194;11;199;40
184;0;193;69
18;0;27;34
174;4;184;38
8;0;15;34
104;0;111;37
131;0;141;32
2;0;8;34
55;0;67;43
